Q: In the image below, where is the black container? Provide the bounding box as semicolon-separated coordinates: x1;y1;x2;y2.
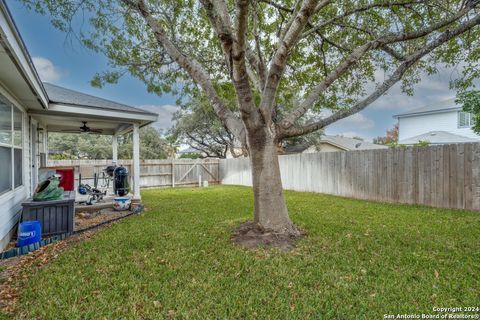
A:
21;191;75;236
113;166;129;196
105;165;116;177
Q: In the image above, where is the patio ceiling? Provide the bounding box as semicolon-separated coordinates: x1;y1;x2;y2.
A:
28;113;133;136
29;103;157;135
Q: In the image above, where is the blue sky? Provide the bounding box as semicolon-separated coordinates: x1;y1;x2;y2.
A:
8;1;464;141
8;1;179;132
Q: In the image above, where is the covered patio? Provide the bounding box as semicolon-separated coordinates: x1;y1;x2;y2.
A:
29;83;158;201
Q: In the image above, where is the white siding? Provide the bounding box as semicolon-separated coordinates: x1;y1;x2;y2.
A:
398;110;480;141
0;83;31;249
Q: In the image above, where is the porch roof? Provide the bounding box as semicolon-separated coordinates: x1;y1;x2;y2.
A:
44;83;157;116
27;83;159;135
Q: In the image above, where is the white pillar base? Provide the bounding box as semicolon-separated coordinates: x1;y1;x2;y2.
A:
132;123;141;200
112;133;118;164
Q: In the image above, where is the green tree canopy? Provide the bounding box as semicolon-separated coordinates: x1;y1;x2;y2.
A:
456;90;480;134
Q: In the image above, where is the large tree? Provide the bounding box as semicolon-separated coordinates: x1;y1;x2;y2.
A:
25;0;480;236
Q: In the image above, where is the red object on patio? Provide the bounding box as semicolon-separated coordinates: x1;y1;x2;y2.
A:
55;168;75;191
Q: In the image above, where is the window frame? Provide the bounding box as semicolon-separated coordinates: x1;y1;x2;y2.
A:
0;93;24;196
13;106;23;189
458;111;473;128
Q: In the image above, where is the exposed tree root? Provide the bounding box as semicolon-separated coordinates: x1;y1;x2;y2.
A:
232;221;303;252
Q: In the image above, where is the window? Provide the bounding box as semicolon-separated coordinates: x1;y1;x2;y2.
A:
0;146;11;194
0;93;23;195
458;111;473;128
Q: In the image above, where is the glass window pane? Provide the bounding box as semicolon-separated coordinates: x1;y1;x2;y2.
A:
38;131;44;153
0;98;11;145
13;107;22;147
458;112;470;127
14;148;22;188
0;146;12;194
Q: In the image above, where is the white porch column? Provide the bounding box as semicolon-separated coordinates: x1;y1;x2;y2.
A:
132;123;141;200
112;134;118;164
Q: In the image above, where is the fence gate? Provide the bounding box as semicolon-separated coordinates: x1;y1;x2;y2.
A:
175;160;219;186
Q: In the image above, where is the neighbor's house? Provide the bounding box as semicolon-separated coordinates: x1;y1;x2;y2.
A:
176;147;203;158
394;98;480;145
0;1;157;249
281;135;388;154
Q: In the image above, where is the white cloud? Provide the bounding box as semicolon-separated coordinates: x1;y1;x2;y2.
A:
336;131;366;139
137;104;180;132
368;65;463;111
32;56;63;82
334;113;375;129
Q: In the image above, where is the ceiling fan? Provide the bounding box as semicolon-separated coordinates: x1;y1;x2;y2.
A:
60;121;103;134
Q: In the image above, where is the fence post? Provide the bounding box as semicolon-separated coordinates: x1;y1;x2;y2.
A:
171;160;175;188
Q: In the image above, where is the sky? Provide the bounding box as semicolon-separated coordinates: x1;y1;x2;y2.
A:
8;1;466;142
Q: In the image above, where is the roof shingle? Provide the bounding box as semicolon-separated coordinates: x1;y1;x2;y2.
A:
44;82;157;115
321;135;388;150
398;131;479;144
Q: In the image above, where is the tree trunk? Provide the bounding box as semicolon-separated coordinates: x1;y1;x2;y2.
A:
247;127;299;236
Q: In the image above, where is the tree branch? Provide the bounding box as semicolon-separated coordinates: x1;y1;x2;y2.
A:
200;0;262;128
251;0;266;88
121;0;246;145
301;1;425;39
280;12;480;138
259;0;320;126
281;2;478;128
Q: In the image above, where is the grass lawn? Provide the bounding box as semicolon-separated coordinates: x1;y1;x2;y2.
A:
8;186;480;319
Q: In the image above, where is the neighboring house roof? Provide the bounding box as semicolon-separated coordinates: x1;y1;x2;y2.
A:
44;83;157;116
178;147;202;154
282;144;311;154
282;136;387;154
398;131;479;145
321;135;388;151
393;98;459;118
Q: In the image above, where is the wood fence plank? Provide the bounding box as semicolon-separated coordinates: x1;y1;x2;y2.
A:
218;143;480;211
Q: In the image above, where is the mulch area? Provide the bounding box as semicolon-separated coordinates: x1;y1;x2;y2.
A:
75;208;132;231
231;221;304;252
0;208;136;316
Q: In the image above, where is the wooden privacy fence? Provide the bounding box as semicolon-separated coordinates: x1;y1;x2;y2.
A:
45;159;220;188
220;143;480;211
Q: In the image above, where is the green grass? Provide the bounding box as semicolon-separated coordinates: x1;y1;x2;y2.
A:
10;186;480;319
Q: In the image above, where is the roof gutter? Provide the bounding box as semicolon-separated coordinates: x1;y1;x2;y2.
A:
0;0;48;109
393;106;460;119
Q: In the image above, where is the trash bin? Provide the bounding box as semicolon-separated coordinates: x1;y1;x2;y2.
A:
17;220;41;247
21;191;75;236
113;166;129;196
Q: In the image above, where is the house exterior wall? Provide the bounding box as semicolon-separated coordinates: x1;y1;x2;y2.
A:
318;143;345;152
398;110;480;141
0;82;32;249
